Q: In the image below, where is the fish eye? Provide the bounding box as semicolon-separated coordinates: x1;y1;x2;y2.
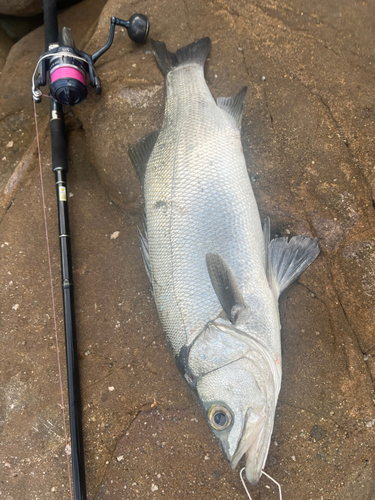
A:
208;404;232;431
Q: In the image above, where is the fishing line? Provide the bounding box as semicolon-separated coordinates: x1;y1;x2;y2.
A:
33;99;74;500
240;467;283;500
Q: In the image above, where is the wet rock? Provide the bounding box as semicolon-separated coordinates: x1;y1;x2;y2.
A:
0;13;44;42
0;25;12;70
310;424;327;442
0;0;375;499
0;0;43;17
95;407;251;499
0;0;80;17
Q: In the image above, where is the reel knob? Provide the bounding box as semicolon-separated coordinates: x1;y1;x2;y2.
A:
126;14;150;44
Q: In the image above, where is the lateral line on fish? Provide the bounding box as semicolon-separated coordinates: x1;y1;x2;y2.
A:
167;117;189;346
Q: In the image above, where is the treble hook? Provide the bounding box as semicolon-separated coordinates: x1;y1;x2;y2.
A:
240;468;283;500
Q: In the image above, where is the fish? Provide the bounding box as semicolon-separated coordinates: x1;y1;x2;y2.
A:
128;37;320;485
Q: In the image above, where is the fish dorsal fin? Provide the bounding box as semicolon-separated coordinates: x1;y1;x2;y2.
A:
128;129;160;189
217;86;247;129
151;38;211;76
206;253;246;323
269;235;320;296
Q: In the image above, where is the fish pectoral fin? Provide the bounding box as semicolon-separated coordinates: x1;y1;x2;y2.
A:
217;86;247;129
269;234;320;296
128;129;160;189
206;253;246;323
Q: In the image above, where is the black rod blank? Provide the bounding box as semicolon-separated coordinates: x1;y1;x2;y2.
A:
50;91;87;500
43;0;59;50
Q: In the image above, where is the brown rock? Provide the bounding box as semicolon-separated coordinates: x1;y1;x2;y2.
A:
0;0;375;499
0;0;43;17
0;0;80;17
0;25;13;71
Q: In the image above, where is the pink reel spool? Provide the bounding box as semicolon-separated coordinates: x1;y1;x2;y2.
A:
51;66;86;85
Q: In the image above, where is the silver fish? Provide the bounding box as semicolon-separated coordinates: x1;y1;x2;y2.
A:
128;37;320;484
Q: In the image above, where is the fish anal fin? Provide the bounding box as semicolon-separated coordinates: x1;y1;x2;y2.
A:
128;129;160;189
217;86;247;129
206;253;246;323
270;235;320;296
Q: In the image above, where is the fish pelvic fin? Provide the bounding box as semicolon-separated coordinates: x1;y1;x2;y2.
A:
217;86;247;129
269;232;320;296
151;37;211;76
128;129;159;190
206;253;246;323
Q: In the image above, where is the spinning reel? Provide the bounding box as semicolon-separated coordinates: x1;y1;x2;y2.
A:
32;14;150;106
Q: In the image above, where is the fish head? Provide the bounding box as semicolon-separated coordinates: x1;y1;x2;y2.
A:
188;321;279;485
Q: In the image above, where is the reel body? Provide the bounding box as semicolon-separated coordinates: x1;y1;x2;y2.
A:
48;48;89;105
32;14;150;106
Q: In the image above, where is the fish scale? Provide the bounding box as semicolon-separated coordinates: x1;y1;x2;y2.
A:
145;62;277;356
128;37;320;485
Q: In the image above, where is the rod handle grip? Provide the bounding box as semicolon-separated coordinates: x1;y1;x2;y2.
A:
50;116;68;172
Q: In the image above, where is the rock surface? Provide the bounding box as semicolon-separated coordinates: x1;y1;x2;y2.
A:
1;0;375;499
0;26;13;71
0;0;43;17
0;0;79;17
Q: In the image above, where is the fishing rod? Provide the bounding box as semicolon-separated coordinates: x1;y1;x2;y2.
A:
32;1;149;498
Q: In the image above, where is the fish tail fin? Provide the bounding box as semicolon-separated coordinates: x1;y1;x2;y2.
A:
151;37;211;76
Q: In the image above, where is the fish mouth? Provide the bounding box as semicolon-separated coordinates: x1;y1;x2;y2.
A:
230;403;276;485
228;331;281;485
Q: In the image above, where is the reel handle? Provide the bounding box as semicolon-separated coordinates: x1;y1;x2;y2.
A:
91;15;150;63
